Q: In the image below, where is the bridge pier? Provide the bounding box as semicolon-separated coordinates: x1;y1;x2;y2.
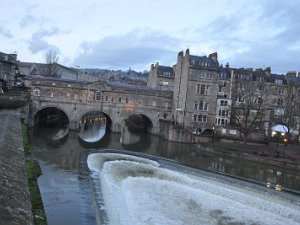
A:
69;120;79;130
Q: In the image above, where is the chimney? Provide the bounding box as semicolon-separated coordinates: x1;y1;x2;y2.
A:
178;51;183;57
264;67;271;76
185;48;190;56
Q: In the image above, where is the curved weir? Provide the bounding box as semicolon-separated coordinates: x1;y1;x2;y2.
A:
87;151;300;225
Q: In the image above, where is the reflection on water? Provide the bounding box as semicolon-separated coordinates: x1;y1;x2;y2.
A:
29;125;300;225
78;112;107;143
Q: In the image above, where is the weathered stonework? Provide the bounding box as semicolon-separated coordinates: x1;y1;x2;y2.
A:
0;110;33;225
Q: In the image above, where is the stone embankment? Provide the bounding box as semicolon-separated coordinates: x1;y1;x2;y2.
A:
0;110;33;225
196;144;300;171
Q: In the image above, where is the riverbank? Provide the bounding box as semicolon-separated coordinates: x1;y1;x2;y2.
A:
197;141;300;171
0;110;33;225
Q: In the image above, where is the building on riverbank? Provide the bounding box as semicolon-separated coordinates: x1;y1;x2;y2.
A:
148;49;300;142
0;51;19;91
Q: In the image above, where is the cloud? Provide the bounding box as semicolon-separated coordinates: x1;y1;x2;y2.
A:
0;27;13;38
73;29;180;70
28;27;61;54
193;0;300;74
19;15;39;28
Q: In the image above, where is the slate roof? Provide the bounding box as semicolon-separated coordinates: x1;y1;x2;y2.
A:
157;65;174;77
189;55;219;68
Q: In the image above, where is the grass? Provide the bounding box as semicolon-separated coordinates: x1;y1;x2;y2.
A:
22;122;31;156
22;121;47;225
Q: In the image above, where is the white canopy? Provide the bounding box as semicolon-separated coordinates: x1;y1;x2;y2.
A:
272;125;288;133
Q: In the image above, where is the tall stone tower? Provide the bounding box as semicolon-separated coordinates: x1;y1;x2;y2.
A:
173;49;190;124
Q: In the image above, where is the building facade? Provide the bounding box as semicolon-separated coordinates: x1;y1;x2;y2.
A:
0;52;18;91
148;49;300;141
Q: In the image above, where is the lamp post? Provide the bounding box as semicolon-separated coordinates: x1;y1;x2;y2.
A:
212;126;215;143
283;138;288;158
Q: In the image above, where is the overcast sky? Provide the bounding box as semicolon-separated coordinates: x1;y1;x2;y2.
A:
1;0;299;74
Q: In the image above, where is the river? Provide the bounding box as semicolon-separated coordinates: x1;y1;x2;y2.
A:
29;125;300;225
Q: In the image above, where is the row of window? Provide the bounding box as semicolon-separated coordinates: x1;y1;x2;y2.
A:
191;60;212;68
236;96;262;104
196;84;209;95
104;95;169;107
194;100;208;111
215;118;229;125
193;114;208;122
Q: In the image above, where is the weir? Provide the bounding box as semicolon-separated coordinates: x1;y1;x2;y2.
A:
88;151;300;225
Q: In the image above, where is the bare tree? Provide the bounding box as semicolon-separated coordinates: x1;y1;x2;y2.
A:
230;70;269;144
44;49;60;77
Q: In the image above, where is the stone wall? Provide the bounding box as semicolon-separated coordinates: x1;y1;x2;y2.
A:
0;110;33;225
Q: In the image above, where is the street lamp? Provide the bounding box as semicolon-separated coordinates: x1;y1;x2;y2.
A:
283;138;288;158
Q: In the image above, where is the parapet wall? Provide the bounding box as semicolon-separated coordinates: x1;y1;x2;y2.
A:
0;110;33;225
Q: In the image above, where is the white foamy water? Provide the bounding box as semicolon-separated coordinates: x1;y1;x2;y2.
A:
87;152;300;225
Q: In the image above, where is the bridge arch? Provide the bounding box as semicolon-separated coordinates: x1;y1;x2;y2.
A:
33;105;70;127
79;110;113;131
125;113;154;133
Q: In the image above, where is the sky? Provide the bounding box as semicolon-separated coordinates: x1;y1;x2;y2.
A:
1;0;300;74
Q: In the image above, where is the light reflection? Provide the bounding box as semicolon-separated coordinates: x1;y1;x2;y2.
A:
275;184;282;191
78;113;107;143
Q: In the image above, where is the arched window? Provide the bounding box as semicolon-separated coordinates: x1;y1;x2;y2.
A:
195;100;208;111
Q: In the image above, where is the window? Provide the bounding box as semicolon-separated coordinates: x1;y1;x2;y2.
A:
95;91;102;100
275;79;283;85
218;109;228;117
277;98;284;106
32;88;40;96
195;100;208;111
197;84;209;95
111;97;115;102
105;96;108;101
193;114;207;123
218;85;222;92
220;100;227;106
118;97;122;103
274;107;284;116
237;96;245;103
256;85;263;92
125;98;129;103
216;118;228;125
163;81;169;86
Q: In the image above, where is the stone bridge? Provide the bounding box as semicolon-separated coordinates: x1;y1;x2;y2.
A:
28;77;174;135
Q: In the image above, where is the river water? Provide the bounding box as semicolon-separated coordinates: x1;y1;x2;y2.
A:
29;125;300;225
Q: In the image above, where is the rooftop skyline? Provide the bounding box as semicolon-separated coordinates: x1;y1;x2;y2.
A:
1;0;299;74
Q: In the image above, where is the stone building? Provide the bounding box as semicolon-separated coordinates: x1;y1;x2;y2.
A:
18;62;99;82
148;49;300;141
0;51;18;90
147;62;175;91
